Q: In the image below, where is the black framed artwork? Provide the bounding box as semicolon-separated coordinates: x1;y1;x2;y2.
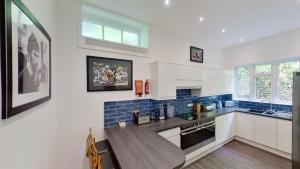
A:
190;46;204;63
1;0;51;119
87;56;133;92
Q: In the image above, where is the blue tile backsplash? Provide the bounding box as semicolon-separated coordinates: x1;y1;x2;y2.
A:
104;90;293;128
234;100;292;113
104;89;232;128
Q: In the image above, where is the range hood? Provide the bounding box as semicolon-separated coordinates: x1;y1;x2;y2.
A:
176;79;203;89
176;79;203;96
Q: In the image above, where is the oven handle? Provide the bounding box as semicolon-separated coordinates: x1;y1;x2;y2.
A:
181;121;215;133
181;123;215;136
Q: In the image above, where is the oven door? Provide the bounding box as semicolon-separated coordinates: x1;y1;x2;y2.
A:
181;121;215;153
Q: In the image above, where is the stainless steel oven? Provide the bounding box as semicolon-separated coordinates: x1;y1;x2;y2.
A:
180;118;215;154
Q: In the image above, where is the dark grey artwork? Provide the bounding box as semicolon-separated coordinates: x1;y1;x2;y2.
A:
190;46;204;63
18;24;49;94
87;56;132;91
1;0;51;119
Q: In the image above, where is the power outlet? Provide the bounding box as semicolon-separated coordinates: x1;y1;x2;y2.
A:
187;103;193;107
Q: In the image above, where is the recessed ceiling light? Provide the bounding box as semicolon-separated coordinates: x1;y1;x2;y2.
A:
221;28;226;33
165;0;170;6
199;17;204;22
240;38;244;42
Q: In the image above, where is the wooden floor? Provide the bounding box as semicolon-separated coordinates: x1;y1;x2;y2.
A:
183;140;292;169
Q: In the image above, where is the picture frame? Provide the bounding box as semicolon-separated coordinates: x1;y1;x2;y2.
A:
1;0;51;119
87;56;133;92
190;46;204;63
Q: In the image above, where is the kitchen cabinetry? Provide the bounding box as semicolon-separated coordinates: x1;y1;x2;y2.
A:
216;113;236;145
150;62;176;100
158;127;181;148
236;113;255;141
150;62;234;100
254;116;277;148
201;69;234;96
277;119;292;153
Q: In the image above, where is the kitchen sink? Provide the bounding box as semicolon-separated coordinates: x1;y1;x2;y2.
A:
248;109;265;113
264;110;276;115
248;109;277;115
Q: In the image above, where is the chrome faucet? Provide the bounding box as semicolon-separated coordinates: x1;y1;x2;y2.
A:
261;100;275;112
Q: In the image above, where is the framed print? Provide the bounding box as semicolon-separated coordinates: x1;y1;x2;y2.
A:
87;56;133;92
190;46;203;63
1;0;51;119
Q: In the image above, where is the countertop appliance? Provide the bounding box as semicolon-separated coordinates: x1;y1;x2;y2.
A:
133;111;150;125
177;113;215;154
293;72;300;169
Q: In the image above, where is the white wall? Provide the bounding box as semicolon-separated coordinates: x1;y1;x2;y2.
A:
55;1;224;169
0;0;59;169
224;29;300;68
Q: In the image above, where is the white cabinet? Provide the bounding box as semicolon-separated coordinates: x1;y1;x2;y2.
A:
158;127;181;148
254;116;277;148
216;113;236;145
277;119;292;153
150;62;176;100
236;113;255;141
201;69;234;96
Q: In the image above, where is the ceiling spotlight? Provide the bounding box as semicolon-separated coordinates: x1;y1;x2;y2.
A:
221;28;226;33
200;17;204;22
240;38;244;42
165;0;170;6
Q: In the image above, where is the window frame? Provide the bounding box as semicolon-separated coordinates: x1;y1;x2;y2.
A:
77;2;150;57
235;58;300;105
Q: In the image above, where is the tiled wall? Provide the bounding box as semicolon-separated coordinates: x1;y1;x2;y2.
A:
235;100;292;113
104;89;232;128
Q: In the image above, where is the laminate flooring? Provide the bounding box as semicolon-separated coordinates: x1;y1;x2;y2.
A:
183;140;292;169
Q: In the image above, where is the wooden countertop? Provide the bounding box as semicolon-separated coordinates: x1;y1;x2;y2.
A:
105;118;186;169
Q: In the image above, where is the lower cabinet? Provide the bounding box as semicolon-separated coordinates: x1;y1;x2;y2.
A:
254;116;277;148
216;113;236;145
277;119;292;153
158;127;181;148
236;113;255;141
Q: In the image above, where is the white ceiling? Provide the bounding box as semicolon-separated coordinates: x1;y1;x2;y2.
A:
85;0;300;48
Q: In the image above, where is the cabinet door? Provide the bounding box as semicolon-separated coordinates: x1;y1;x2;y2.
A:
167;135;181;148
236;113;254;141
157;63;176;99
216;113;236;145
201;69;234;96
277;119;292;153
254;116;277;148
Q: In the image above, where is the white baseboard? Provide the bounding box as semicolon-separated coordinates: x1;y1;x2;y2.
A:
235;136;292;160
184;138;234;166
184;137;291;167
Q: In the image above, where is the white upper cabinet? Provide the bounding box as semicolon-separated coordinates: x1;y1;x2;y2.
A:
236;113;255;141
150;62;234;100
254;116;277;148
150;62;176;100
277;119;292;153
201;69;234;96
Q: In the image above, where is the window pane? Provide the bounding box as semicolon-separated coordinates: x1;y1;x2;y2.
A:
279;61;299;101
82;21;102;39
256;76;272;100
256;64;271;73
236;67;250;98
123;31;138;46
104;26;122;43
